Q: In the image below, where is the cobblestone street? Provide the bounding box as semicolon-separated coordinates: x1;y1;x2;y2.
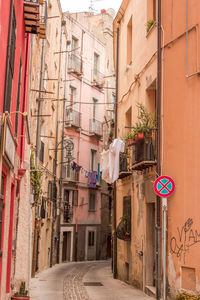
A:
30;260;154;300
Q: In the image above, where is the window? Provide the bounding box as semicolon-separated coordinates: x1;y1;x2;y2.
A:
63;190;71;223
72;190;78;206
123;196;131;234
88;231;95;246
15;60;22;137
0;173;6;255
89;191;96;211
41;197;46;219
39;141;45;163
90;149;97;171
127;16;132;65
94;53;99;74
69;86;76;109
72;36;78;53
147;0;156;22
92;98;97;120
4;3;16;112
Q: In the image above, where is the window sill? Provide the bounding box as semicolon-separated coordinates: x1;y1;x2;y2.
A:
88;209;96;212
146;22;156;38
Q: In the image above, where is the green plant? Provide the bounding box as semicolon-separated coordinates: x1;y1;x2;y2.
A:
14;282;28;297
30;147;42;205
176;292;200;300
124;103;156;141
146;19;155;32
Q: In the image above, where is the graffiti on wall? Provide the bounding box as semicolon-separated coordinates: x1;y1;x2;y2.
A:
170;218;200;263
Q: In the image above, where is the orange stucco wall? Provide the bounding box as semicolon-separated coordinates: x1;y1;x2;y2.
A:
162;0;200;295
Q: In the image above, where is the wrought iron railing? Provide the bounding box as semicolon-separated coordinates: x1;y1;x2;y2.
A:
68;54;82;75
89;119;103;136
120;157;128;172
92;69;104;87
65;109;81;128
132;137;155;165
63;202;73;223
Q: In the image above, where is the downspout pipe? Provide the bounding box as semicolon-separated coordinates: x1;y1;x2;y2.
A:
156;0;162;299
58;36;67;264
36;39;45;167
113;25;119;279
50;17;62;267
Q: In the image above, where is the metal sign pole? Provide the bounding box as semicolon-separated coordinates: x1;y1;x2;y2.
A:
162;197;167;300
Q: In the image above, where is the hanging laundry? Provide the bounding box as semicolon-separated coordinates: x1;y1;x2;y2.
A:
109;138;125;183
100;149;112;184
71;161;77;170
88;171;97;188
100;138;125;184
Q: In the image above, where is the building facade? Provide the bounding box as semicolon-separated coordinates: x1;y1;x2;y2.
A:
113;0;157;296
162;0;200;297
59;10;114;263
0;0;41;298
28;0;66;275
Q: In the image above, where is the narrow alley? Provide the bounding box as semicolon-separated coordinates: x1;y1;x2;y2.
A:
30;260;154;300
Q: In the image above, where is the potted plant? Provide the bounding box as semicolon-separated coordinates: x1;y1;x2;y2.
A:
11;282;30;300
146;19;156;33
124;131;138;146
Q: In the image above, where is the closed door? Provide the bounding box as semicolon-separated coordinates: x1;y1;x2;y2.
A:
87;231;96;260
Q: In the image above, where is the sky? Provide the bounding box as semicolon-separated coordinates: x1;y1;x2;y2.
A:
60;0;122;15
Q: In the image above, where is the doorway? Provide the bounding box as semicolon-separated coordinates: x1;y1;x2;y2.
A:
62;231;71;262
146;203;155;287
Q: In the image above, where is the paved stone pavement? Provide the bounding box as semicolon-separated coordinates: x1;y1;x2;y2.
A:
30;260;155;300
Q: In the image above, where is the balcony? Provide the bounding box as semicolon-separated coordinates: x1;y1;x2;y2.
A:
92;69;104;88
68;54;82;76
132;137;156;171
65;168;79;183
38;1;47;39
118;156;132;179
65;109;81;128
89;119;103;137
23;0;40;34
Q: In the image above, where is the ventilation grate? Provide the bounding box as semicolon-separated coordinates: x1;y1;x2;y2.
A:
83;282;103;286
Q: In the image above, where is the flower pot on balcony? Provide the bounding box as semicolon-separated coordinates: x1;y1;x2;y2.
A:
137;132;144;140
124;233;131;241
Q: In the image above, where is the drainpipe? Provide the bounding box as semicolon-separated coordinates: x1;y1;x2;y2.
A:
50;17;63;267
58;34;68;264
113;25;119;279
32;37;45;277
156;0;162;299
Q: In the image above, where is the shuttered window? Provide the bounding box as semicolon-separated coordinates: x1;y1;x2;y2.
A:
39;141;45;163
89;191;96;211
0;174;6;257
4;2;16;112
15;60;22;136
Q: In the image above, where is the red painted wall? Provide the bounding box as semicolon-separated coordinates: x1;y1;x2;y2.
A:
0;0;30;295
0;0;29;160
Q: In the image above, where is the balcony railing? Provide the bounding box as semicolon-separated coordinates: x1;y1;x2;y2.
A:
23;0;40;34
38;0;47;39
65;109;81;128
92;69;104;88
119;157;132;179
89;119;103;137
132;137;156;171
68;54;82;76
65;168;79;182
63;203;73;223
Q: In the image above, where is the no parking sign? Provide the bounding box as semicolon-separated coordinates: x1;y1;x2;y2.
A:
153;175;175;198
